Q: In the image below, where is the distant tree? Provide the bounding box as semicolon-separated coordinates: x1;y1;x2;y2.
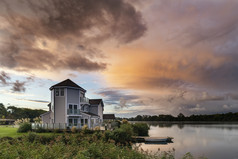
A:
134;115;143;121
7;106;46;121
177;113;185;121
0;103;7;118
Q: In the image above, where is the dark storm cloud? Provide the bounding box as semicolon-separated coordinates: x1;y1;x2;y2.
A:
0;0;146;72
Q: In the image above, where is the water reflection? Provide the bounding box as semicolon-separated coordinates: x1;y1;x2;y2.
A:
134;122;238;159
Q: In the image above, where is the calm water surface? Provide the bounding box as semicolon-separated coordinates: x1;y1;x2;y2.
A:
135;123;238;159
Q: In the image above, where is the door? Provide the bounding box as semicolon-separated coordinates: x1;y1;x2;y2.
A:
68;118;78;127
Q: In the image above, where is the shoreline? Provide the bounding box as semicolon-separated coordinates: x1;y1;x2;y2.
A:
129;121;238;124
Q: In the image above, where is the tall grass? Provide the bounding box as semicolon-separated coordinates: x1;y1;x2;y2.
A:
0;132;160;159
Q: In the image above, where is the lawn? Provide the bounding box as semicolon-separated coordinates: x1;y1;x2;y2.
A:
0;125;24;138
0;126;54;138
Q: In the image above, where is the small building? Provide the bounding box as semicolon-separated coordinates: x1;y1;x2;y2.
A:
40;79;104;129
0;119;15;125
103;114;116;122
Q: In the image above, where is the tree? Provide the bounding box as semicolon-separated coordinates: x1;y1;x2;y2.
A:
177;113;185;121
0;103;7;118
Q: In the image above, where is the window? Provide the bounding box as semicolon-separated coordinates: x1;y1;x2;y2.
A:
85;119;88;125
69;119;73;126
81;119;84;127
74;105;77;114
55;88;59;96
73;119;78;126
60;88;64;96
68;104;79;115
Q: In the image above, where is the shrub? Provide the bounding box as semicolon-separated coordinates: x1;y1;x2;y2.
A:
26;132;37;142
35;127;47;133
81;125;93;134
17;122;32;133
53;128;61;133
71;126;77;133
121;119;129;124
132;123;150;136
107;124;134;145
14;118;30;125
94;126;100;131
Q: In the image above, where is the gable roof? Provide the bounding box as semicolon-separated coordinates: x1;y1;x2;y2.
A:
50;79;86;92
89;99;104;107
103;114;115;120
40;111;52;117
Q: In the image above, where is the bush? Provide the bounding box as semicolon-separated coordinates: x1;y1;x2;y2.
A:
82;125;93;134
71;126;77;133
107;124;134;145
17;122;32;133
94;126;100;131
35;127;47;133
53;128;61;133
132;123;150;136
26;132;37;142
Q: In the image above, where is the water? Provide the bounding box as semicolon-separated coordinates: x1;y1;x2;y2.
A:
135;122;238;159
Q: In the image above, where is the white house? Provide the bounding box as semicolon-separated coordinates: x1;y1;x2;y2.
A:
40;79;104;129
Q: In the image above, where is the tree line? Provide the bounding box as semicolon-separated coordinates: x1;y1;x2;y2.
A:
0;103;46;121
118;112;238;121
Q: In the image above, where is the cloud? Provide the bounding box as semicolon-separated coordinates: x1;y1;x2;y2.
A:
11;80;26;92
0;71;10;85
0;70;35;92
96;88;141;109
189;104;206;113
19;99;50;104
0;0;146;72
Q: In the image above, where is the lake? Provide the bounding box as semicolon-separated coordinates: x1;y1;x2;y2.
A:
133;122;238;159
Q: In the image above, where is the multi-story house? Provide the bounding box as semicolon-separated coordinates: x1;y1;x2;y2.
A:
41;79;104;129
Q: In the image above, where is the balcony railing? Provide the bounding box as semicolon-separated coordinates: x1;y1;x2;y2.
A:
67;109;80;115
80;97;89;103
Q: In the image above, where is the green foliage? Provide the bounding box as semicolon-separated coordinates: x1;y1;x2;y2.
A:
0;133;160;159
17;122;32;133
0;103;7;118
106;123;134;145
122;119;129;124
126;112;238;121
35;127;47;133
132;123;150;136
81;125;93;134
6;105;46;121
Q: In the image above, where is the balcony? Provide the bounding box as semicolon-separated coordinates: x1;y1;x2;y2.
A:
80;97;89;103
67;109;80;115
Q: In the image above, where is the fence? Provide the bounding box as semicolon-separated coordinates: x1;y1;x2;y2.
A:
32;123;102;130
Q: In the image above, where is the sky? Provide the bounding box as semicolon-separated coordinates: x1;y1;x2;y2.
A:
1;0;238;117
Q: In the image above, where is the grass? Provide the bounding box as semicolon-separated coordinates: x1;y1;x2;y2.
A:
0;126;23;138
0;126;54;138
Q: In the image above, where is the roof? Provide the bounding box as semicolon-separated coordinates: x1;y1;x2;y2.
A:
89;99;104;107
40;111;52;117
103;114;115;120
82;112;99;117
50;79;86;92
0;119;15;122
